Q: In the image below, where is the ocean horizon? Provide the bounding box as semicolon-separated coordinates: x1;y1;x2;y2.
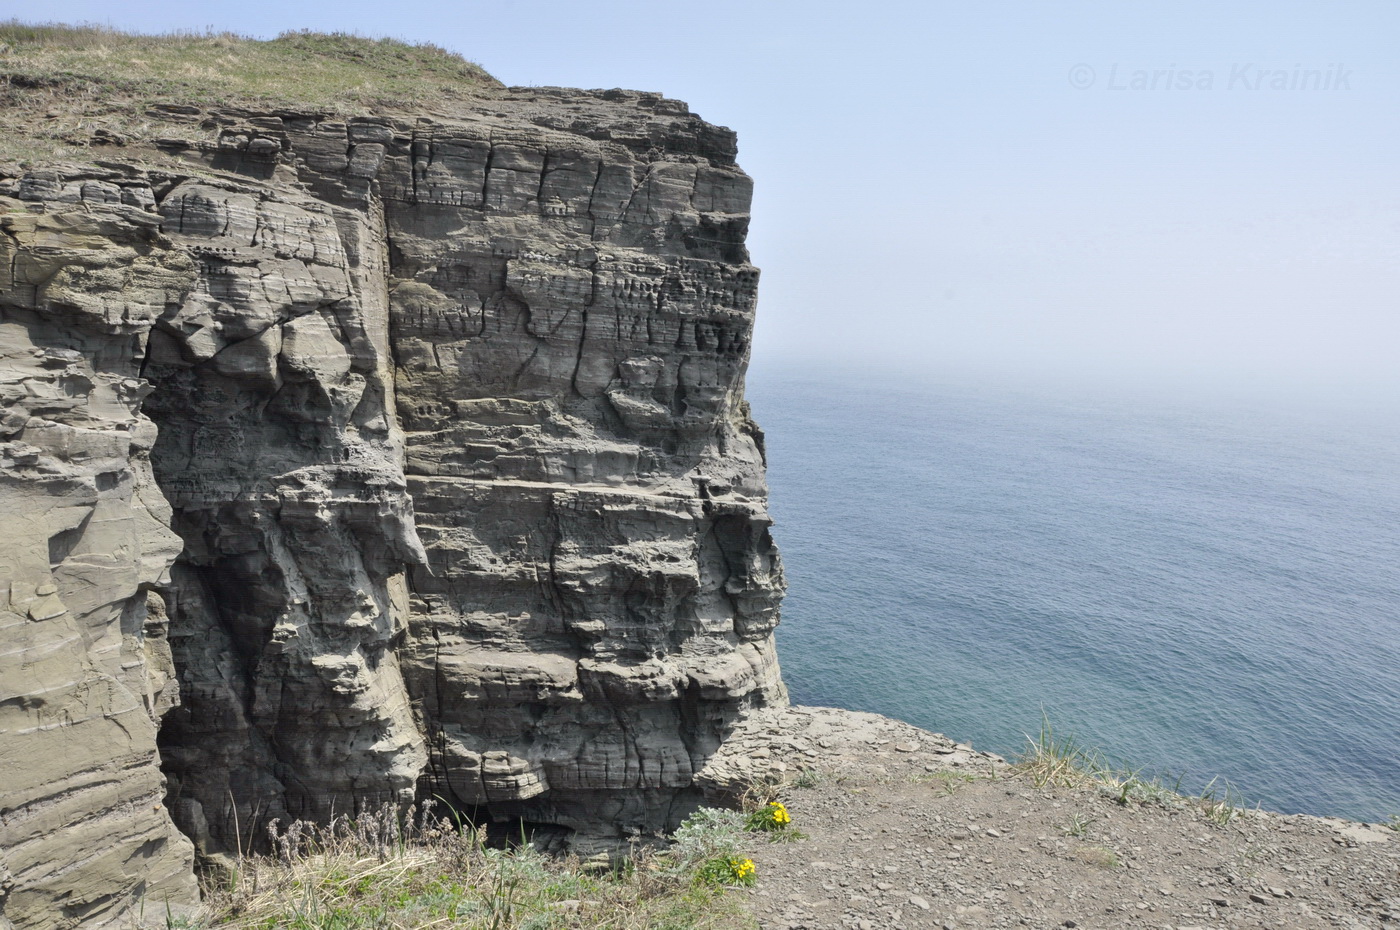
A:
747;360;1400;823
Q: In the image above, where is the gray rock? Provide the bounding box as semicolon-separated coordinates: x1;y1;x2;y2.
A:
2;86;786;922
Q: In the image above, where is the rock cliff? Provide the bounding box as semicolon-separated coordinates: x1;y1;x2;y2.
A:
0;47;786;927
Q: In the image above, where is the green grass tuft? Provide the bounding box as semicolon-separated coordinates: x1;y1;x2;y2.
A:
1060;811;1095;838
906;770;987;796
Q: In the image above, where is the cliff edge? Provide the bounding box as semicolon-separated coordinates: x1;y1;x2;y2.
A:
0;29;783;928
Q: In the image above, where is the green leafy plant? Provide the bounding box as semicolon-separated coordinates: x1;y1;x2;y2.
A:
668;807;747;869
744;800;806;842
695;856;756;888
745;801;791;833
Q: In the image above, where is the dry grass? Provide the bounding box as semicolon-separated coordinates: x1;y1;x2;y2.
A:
0;22;501;168
1015;714;1250;826
1071;845;1121;870
0;22;497;109
1015;716;1109;790
160;802;754;930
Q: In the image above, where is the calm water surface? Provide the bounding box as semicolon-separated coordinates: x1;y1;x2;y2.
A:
747;364;1400;822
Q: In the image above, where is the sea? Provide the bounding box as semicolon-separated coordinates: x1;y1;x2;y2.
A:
745;361;1400;824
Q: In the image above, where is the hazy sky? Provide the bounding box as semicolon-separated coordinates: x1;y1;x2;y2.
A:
26;1;1400;398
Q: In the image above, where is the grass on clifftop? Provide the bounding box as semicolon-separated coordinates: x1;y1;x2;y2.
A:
0;22;498;116
1015;715;1251;826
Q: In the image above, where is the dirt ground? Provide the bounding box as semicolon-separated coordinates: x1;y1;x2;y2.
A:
715;709;1397;930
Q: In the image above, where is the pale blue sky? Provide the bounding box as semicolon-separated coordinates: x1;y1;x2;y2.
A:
25;1;1400;399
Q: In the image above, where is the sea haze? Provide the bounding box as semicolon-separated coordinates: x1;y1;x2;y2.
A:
747;362;1400;823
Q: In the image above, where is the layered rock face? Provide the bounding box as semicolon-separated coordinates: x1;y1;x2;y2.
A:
378;93;785;839
0;186;200;926
1;86;784;925
144;176;428;859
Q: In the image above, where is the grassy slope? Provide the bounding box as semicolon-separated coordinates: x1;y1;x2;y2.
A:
0;22;501;166
0;22;499;109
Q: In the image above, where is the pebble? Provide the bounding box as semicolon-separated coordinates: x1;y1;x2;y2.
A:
909;894;931;910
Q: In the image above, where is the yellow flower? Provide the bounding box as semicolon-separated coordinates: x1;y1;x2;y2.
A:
732;857;756;878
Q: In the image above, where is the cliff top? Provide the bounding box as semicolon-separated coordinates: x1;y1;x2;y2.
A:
0;22;501;165
0;22;499;105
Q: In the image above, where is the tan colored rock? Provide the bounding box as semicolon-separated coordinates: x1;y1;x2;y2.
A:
0;194;199;928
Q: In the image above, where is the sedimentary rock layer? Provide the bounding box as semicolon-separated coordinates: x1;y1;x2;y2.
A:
0;87;785;926
0;186;200;926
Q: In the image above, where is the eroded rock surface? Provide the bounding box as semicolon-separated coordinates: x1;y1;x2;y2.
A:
1;87;785;924
375;93;785;846
0;190;200;926
143;175;429;859
697;706;1005;800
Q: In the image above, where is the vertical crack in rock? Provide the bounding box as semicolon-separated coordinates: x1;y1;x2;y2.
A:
142;177;428;858
1;85;785;923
